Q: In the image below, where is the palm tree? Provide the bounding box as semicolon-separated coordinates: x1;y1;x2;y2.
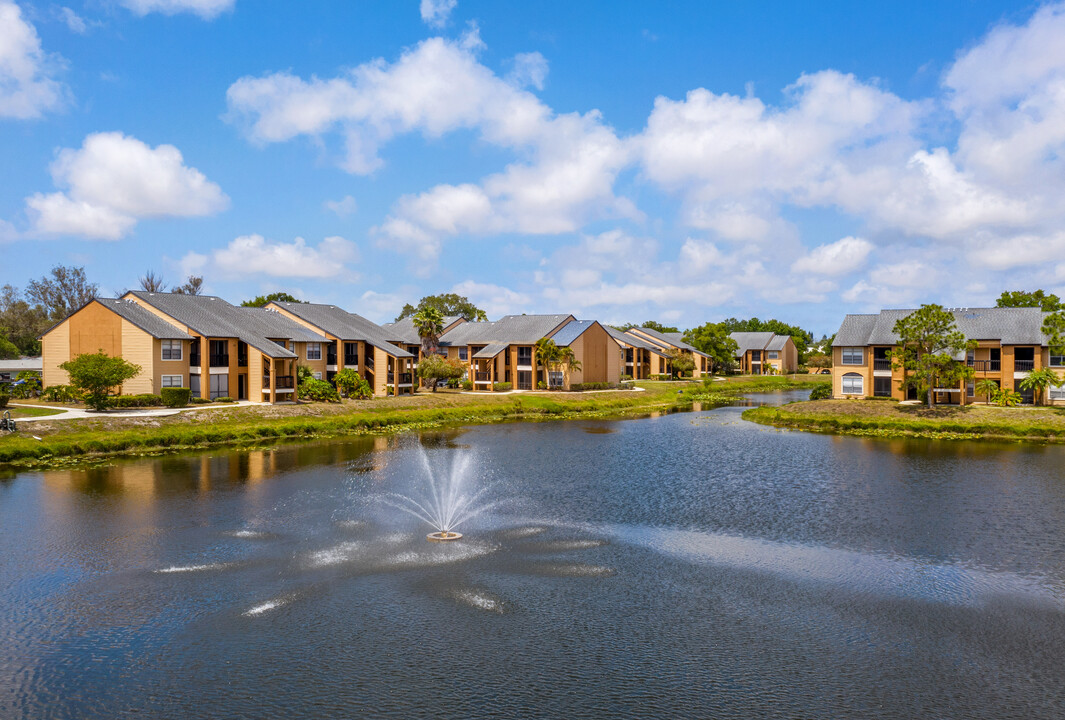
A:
556;345;582;388
534;337;559;388
1019;367;1061;406
412;307;445;357
975;378;1000;404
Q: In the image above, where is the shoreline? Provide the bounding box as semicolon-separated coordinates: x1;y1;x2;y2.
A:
743;399;1065;443
0;377;826;470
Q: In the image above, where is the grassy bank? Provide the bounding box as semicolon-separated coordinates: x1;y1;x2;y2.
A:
4;405;65;419
0;376;828;469
744;398;1065;442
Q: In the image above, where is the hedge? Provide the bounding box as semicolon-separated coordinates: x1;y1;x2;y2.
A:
493;382;513;392
110;394;164;407
160;387;191;408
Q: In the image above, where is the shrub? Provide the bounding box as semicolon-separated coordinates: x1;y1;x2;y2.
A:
110;394;164;408
493;382;512;392
537;381;548;390
809;384;832;401
461;380;473;391
446;378;460;389
42;384;82;403
334;368;372;399
620;374;633;381
0;392;8;408
570;382;614;391
214;396;236;403
650;374;670;381
191;396;212;404
418;355;466;391
298;378;340;403
385;384;394;395
160;387;191;408
994;389;1023;407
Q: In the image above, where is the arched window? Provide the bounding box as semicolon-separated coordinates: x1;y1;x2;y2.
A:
841;372;864;395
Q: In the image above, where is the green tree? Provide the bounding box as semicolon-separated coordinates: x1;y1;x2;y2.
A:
59;351;141;411
806;353;832;370
995;289;1062;312
0;285;50;355
1019;367;1061;406
417;355;466;392
412;306;445;359
891;304;973;408
171;276;204;295
684;322;738;373
639;320;679;334
555;344;582;387
241;292;304;307
1043;311;1065;357
396;293;488;322
0;332;20;359
719;317;815;361
26;265;98;320
667;350;695;378
534;337;563;387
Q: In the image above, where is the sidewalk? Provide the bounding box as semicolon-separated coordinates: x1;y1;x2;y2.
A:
9;400;258;422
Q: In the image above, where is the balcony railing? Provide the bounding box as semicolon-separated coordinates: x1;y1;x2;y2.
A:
969;360;1001;372
209;353;229;367
397;373;413;385
264;375;294;389
873;359;892;371
387;372;394;384
237;353;247;368
475;372;491;382
327;352;337;365
1014;359;1035;372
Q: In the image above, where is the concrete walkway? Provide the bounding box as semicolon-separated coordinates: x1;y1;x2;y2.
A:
10;400;258;422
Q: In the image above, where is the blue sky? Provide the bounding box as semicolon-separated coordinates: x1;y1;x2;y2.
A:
2;0;1062;337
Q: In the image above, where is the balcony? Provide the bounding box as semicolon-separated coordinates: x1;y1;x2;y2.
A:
327;351;338;365
475;372;491;382
237;353;247;368
263;375;294;389
1014;360;1035;372
968;360;1001;372
397;373;413;385
209;353;229;367
873;359;892;371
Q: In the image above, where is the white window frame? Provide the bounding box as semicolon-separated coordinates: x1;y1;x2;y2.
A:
768;350;779;360
161;340;183;361
161;374;184;388
1049;385;1065;401
306;342;321;361
1050;354;1065;367
458;347;468;361
841;372;864;395
313;371;322;380
841;347;863;366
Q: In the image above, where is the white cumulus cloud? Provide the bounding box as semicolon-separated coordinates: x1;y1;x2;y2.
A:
26;132;229;239
0;0;67;119
119;0;234;19
419;0;456;28
181;235;359;279
791;236;873;276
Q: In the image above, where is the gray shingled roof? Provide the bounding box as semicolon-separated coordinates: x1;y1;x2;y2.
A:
605;325;668;355
550;320;594;347
41;298;193;341
128;292;296;358
438;314;573;346
631;326;710;358
472;342;508;359
238;307;328;342
833;307;1049;347
381;316;462;344
766;335;790;352
269;301;413;358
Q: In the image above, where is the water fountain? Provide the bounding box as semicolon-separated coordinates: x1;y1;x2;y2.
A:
383;448;495;542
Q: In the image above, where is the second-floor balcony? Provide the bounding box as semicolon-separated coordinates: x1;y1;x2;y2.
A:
209;353;229;367
397;373;413;385
1014;359;1035;372
873;359;892;371
475;372;491;382
264;375;295;389
968;360;1001;372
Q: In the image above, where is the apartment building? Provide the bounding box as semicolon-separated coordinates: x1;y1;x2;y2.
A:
831;307;1061;405
730;332;799;375
380;315;466;363
623;327;711;378
264;301;418;396
605;326;669;379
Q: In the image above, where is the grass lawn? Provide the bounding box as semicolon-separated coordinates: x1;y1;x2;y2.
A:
744;398;1065;442
4;405;66;419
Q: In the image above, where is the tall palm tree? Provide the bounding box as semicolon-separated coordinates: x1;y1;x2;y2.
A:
556;345;582;388
412;307;445;357
534;337;559;388
974;378;1000;404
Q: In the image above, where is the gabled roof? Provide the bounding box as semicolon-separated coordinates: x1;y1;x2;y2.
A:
472;342;508;359
237;307;328;343
38;297;195;341
550;320;595;347
766;335;790;352
605;325;668;355
834;307;1050;347
629;326;710;358
268;301;413;358
729;331;775;357
438;314;574;346
126;292;296;358
381;315;463;344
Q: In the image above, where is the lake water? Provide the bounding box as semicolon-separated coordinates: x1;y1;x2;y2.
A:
2;391;1064;718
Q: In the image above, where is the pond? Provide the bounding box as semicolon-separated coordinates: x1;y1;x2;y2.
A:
2;391;1064;718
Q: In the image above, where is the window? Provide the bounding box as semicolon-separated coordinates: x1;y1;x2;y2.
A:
306;342;321;360
1051;355;1065;367
548;371;564;387
841;373;864;394
1050;386;1065;401
517;347;533;364
873;377;892;397
313;371;322;380
841;347;863;365
274;339;287;349
458;347;468;361
161;340;182;361
161;374;183;388
768;351;779;360
966;381;975;398
189;374;201;396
